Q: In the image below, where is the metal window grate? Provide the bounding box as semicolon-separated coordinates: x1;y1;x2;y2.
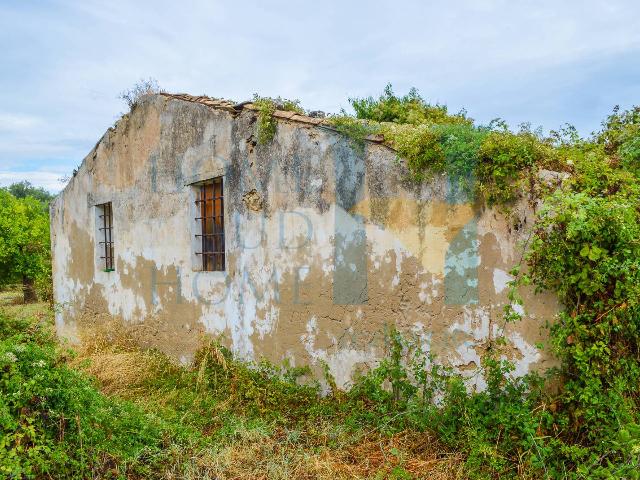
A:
195;177;225;271
98;202;114;271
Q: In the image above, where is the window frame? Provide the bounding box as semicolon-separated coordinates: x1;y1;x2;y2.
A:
194;177;225;272
97;202;114;272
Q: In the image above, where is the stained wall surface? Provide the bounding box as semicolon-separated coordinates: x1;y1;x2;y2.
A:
50;94;558;389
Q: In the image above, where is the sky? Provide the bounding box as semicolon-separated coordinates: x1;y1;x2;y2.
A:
1;0;639;193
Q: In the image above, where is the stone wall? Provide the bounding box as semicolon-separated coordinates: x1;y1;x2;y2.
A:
50;93;558;390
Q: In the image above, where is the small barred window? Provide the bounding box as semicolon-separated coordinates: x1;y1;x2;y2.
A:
97;202;114;271
195;177;225;271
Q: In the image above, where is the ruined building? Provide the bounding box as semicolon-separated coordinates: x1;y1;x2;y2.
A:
50;93;557;389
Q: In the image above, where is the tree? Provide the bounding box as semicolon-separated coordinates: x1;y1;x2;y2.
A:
4;180;55;205
0;190;50;302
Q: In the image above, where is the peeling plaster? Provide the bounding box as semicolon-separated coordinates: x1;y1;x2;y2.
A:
51;94;558;390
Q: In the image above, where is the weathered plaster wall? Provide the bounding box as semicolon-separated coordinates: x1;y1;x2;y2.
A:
50;94;558;390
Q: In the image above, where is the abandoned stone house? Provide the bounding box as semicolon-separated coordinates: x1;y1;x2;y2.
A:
50;93;558;389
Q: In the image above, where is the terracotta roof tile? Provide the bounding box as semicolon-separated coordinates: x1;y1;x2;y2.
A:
272;110;297;119
290;114;323;125
365;134;385;143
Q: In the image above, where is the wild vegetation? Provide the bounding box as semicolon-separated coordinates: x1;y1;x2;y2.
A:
253;95;305;144
0;293;464;479
1;86;639;478
119;78;163;110
0;183;52;303
328;87;640;478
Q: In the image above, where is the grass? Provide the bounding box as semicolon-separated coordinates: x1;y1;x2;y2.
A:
0;290;464;479
7;289;631;479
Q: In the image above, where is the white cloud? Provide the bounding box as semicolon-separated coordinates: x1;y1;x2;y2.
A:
0;0;639;178
0;113;41;132
0;171;68;193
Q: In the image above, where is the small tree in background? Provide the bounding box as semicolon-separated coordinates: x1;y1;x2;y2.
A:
0;190;50;302
7;180;55;205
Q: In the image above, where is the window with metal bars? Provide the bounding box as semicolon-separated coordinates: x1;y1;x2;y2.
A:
97;202;114;271
195;177;225;271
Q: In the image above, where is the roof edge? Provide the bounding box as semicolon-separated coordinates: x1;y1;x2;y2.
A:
159;92;387;145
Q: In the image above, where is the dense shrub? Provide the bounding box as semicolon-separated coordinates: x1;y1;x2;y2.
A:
327;86;565;205
476;128;556;204
0;310;168;478
523;148;640;478
350;83;471;127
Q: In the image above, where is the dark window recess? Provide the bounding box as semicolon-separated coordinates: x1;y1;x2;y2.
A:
195;177;225;271
98;202;114;271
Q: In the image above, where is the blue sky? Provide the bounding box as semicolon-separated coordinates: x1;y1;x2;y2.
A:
1;0;639;192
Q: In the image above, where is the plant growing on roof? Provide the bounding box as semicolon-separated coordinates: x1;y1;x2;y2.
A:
350;83;471;126
252;95;304;144
119;78;163;109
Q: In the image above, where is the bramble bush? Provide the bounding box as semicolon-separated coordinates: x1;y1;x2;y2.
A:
523;134;640;478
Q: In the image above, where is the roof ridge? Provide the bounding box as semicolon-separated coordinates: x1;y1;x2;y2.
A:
159;92;386;144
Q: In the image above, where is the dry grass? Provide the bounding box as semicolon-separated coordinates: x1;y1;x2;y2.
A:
68;318;159;397
70;326;466;480
233;434;456;479
72;350;160;396
0;289;51;323
148;428;465;480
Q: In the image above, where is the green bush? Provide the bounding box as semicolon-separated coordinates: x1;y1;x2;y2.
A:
523;149;640;477
476;128;556;204
34;263;53;305
351;83;471;127
0;310;168;479
379;123;445;179
332;86;562;205
600;105;640;174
